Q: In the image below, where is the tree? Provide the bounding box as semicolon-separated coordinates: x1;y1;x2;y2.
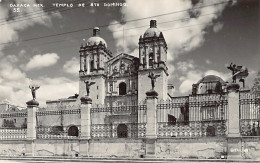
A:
251;70;260;95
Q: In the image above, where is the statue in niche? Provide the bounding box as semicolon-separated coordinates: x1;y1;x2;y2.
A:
84;80;95;96
148;72;160;90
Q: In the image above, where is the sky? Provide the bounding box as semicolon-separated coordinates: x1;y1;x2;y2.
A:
0;0;259;107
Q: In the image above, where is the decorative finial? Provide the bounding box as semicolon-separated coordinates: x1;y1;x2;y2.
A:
93;27;100;36
84;80;95;96
148;72;160;90
29;81;40;100
150;19;157;28
227;63;249;84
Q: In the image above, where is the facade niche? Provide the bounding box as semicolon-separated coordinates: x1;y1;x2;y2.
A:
90;60;94;71
119;82;127;95
149;53;154;68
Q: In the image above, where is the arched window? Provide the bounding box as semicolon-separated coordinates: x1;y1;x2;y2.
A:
149;53;154;68
117;124;128;138
119;82;127;95
157;50;160;62
90;60;94;72
68;126;79;137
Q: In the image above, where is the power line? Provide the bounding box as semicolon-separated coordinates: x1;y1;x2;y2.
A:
0;11;222;51
0;1;231;47
2;11;256;53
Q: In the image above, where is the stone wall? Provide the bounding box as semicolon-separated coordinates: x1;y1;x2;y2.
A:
242;137;260;159
88;139;144;158
0;140;26;156
34;139;79;156
0;138;260;160
156;138;227;159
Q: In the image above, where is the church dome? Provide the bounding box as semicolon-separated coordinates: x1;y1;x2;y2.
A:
194;75;225;95
86;27;107;47
196;75;225;84
143;20;161;38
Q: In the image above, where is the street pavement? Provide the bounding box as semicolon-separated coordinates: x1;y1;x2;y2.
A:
0;157;260;163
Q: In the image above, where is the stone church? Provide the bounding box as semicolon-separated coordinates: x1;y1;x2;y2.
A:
47;20;174;108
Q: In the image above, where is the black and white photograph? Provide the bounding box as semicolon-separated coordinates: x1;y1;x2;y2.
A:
0;0;259;162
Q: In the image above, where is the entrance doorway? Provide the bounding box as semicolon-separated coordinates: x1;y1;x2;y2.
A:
68;126;79;136
117;124;128;138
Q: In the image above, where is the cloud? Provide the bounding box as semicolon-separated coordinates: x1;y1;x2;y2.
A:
176;60;195;72
25;53;60;71
63;57;79;75
35;77;78;106
213;22;224;32
0;0;63;107
0;0;61;51
107;0;233;78
205;59;212;64
179;70;203;94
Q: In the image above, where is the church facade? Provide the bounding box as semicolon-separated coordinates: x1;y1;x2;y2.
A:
47;20;172;108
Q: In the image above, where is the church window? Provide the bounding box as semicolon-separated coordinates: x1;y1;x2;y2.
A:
119;82;127;95
97;95;98;99
149;53;154;68
14;119;16;123
90;60;94;71
97;86;98;90
132;82;135;90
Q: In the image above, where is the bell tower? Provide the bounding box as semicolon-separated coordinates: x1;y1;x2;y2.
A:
79;27;112;105
138;20;168;103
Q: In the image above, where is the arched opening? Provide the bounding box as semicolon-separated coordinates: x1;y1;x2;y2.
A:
117;124;128;138
90;60;94;71
68;126;79;137
149;53;154;68
119;82;127;95
206;126;215;137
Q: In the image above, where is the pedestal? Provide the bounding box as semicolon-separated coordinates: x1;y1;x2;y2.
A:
227;83;240;137
80;96;92;156
226;83;242;159
26;100;38;156
227;137;242;159
80;96;92;139
145;139;156;158
145;90;158;157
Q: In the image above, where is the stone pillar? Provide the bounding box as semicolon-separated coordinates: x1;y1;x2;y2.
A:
139;46;143;64
145;46;149;69
79;96;92;156
80;52;84;72
25;100;39;156
154;45;157;64
227;83;240;136
226;83;242;159
145;90;158;158
80;97;92;139
86;54;90;74
93;53;97;70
